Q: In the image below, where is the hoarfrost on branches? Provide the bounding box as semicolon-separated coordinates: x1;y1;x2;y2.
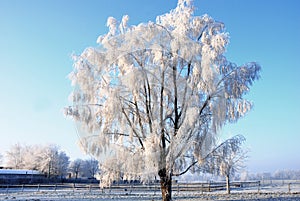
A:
68;157;99;179
69;159;83;179
65;0;260;200
198;135;248;194
5;144;70;179
6;143;25;169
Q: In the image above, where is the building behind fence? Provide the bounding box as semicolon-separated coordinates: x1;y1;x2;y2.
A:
0;169;46;184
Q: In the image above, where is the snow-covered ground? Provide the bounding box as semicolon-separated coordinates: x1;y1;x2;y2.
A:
1;192;300;201
1;183;300;201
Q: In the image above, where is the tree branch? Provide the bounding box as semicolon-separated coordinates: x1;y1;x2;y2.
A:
134;97;146;138
172;135;243;177
121;107;145;150
172;161;198;177
173;63;179;136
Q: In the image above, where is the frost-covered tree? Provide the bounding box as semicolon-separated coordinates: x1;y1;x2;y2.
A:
45;146;69;179
35;144;69;179
81;157;99;179
6;144;41;170
46;146;60;177
4;143;70;179
6;144;45;171
6;143;25;169
199;135;247;194
22;144;44;170
69;158;99;179
69;159;83;179
221;143;247;194
54;151;70;180
65;1;260;200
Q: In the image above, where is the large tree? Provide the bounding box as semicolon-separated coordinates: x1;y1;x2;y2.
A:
65;1;260;200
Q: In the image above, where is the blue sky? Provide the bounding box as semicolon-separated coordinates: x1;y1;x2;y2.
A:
0;0;299;173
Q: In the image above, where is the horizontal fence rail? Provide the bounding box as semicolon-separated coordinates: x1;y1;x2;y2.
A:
0;181;261;194
1;181;300;195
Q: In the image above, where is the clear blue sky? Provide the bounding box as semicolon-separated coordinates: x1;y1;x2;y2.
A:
0;0;299;173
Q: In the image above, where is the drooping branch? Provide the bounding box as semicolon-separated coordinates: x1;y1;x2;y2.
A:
172;135;244;177
172;160;198;177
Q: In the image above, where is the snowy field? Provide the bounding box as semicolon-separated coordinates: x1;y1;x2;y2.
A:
1;183;300;201
1;191;300;201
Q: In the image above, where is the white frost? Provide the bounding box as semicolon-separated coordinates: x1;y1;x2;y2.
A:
65;0;261;187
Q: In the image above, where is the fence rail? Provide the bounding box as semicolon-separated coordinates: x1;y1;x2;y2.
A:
0;183;100;193
0;181;262;194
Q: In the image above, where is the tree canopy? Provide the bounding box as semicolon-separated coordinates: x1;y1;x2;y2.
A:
65;1;260;200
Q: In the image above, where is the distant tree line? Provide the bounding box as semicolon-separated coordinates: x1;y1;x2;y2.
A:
0;143;99;181
245;170;300;181
1;140;248;192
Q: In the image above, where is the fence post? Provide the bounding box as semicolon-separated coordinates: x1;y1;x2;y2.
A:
257;181;260;194
288;183;291;193
89;184;91;193
73;183;75;192
22;184;24;192
201;183;203;194
54;184;57;192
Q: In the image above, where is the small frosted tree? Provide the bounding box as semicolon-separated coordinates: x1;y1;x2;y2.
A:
199;135;248;194
65;1;260;200
220;139;248;194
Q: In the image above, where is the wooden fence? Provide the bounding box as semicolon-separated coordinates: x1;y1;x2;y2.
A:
0;181;261;194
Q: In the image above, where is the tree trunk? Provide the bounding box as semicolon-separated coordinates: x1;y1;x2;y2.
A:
159;168;172;201
226;174;230;194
